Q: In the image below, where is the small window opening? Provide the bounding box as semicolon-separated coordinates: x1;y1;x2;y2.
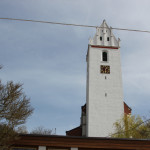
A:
102;51;107;61
107;37;109;41
105;93;107;97
100;36;102;41
105;76;107;79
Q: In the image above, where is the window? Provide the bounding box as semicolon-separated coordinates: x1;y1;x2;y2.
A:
107;37;109;41
100;36;102;41
102;51;107;61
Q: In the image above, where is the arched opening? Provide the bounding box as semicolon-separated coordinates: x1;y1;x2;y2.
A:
102;51;107;61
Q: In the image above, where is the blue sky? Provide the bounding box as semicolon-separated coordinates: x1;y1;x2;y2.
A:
0;0;150;135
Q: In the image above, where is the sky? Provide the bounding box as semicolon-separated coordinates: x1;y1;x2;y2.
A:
0;0;150;135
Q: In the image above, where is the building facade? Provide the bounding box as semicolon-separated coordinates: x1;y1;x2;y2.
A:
86;20;124;137
66;102;131;137
11;134;150;150
67;20;128;137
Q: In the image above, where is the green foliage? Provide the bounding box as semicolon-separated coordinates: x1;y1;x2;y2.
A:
111;114;150;139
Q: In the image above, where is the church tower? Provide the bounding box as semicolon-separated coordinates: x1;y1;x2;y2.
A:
86;20;124;137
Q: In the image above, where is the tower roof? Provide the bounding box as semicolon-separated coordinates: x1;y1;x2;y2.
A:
89;20;120;48
100;20;109;28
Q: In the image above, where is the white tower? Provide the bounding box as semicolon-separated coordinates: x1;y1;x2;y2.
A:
86;20;124;137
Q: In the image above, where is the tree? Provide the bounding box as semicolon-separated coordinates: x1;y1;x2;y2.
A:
111;114;150;139
0;78;33;148
30;126;55;135
16;125;28;134
0;124;16;148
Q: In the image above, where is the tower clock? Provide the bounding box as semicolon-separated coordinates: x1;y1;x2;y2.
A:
100;65;110;74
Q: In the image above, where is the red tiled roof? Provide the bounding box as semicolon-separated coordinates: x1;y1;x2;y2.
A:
66;126;82;136
124;102;132;114
82;102;131;115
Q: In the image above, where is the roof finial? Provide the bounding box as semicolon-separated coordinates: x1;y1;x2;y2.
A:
103;19;106;23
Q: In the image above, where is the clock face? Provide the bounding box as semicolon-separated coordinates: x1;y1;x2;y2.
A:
101;65;110;74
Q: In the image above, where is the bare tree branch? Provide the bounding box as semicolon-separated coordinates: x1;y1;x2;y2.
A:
0;80;34;148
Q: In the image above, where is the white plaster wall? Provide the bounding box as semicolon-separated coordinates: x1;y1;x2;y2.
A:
86;46;124;137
